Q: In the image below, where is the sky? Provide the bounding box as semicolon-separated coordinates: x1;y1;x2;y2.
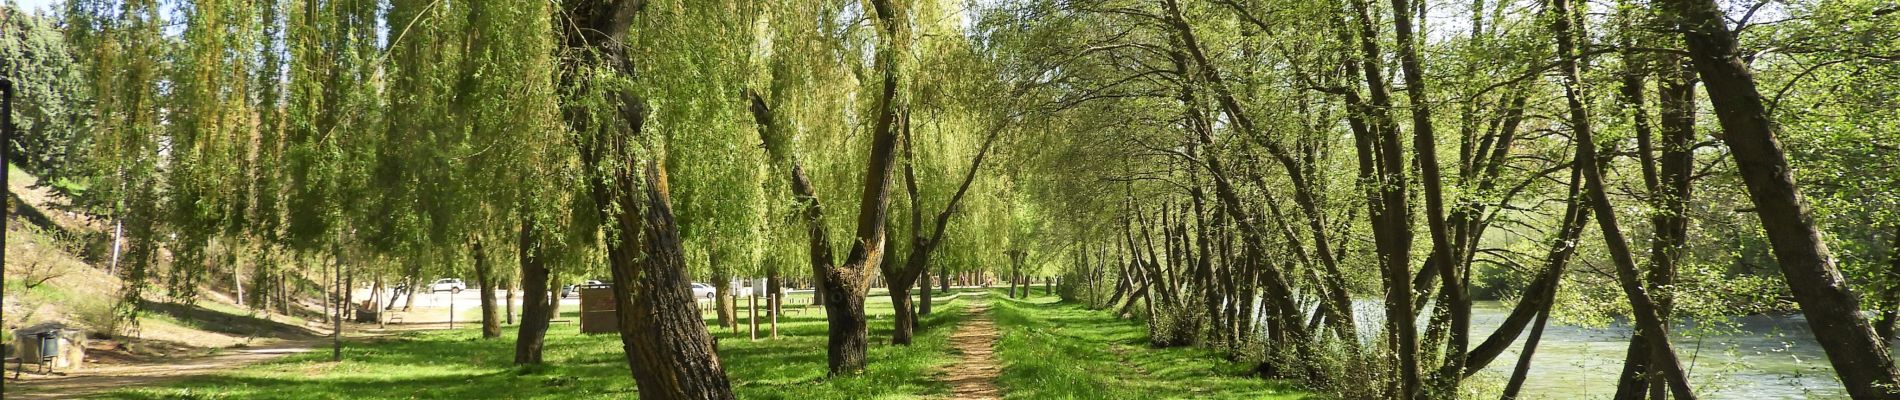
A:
8;0;62;14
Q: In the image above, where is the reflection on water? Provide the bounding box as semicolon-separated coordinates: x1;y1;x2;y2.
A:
1302;299;1896;399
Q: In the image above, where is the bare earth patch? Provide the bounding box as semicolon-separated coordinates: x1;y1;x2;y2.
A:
937;298;1003;400
4;339;324;399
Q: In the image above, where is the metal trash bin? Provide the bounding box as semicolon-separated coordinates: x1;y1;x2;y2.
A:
11;322;85;371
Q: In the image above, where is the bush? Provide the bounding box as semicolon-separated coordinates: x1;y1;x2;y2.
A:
1146;301;1203;348
1244;330;1400;399
72;296;128;338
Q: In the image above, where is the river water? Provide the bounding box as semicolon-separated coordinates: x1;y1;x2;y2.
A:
1314;299;1897;399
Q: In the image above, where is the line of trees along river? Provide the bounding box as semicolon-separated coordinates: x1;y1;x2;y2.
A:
5;0;1897;398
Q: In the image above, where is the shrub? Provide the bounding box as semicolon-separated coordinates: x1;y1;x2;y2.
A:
1145;301;1203;348
72;296;128;338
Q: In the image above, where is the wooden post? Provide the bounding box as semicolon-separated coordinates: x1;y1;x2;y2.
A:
748;293;759;341
770;292;779;339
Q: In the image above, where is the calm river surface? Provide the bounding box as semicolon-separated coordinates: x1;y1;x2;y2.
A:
1321;300;1899;399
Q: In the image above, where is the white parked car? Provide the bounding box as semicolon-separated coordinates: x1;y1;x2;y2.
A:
429;278;466;293
691;282;716;299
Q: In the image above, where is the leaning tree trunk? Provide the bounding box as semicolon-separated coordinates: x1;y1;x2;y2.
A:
592;160;737;398
558;0;734;396
515;212;553;365
1464;160;1589;375
1334;0;1420;392
1552;0;1695;397
1500;299;1555;400
1658;0;1900;397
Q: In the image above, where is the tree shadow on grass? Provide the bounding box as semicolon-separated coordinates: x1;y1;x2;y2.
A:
6;190;61;232
141;301;323;340
107;298;976;400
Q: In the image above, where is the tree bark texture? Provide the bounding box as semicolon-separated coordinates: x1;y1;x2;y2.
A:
1552;0;1695;396
557;0;735;396
1659;0;1900;396
515;212;553;364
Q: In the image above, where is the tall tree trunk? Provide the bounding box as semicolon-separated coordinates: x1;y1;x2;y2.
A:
331;247;344;362
917;262;932;316
1658;0;1900;396
714;265;735;329
232;247;246;307
1613;38;1662;400
280;272;291;316
748;0;905;373
1336;0;1420;392
1007;269;1018;298
515;213;552;365
557;0;735;396
1880;229;1900;342
1552;0;1695;397
1386;0;1469;390
474;237;501;339
888;236;919;345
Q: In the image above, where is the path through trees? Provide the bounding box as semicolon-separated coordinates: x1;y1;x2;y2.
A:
937;296;1003;400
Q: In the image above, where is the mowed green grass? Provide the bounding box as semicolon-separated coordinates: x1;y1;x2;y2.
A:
100;290;981;400
991;292;1308;399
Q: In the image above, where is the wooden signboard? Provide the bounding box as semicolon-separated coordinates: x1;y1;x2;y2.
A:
579;286;618;334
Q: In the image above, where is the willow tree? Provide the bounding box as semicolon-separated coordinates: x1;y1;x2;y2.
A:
283;0;381;361
747;0;910;374
449;0;570;363
880;0;1019;344
669;66;769;334
64;0;166;331
456;0;566;340
555;0;738;396
169;0;261;304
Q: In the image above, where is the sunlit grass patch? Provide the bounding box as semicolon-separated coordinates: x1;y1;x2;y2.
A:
103;289;983;399
990;292;1308;399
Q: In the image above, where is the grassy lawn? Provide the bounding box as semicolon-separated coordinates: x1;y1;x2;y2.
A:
101;290;983;399
990;292;1308;399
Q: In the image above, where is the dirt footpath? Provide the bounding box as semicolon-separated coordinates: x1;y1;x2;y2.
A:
3;339;321;399
938;299;1003;400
